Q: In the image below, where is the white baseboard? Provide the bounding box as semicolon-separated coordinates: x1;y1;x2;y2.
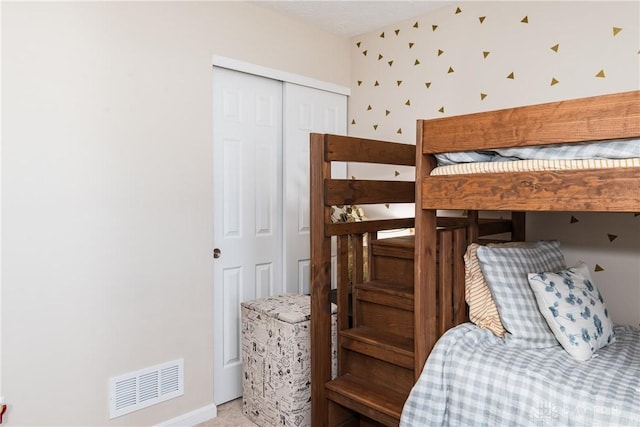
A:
156;403;217;427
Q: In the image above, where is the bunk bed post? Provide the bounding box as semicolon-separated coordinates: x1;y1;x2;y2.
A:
310;133;333;426
511;211;526;241
414;121;439;378
467;210;479;243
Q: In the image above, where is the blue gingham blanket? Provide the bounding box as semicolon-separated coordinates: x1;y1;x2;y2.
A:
435;139;640;165
400;323;640;427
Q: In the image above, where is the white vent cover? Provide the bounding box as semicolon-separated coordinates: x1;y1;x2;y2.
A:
109;359;184;419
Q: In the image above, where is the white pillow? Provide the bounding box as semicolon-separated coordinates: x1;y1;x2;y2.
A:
528;261;616;361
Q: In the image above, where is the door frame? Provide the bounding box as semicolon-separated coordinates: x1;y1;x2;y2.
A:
212;56;350;97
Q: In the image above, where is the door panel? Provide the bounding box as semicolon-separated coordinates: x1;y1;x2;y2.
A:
283;84;347;294
213;67;283;405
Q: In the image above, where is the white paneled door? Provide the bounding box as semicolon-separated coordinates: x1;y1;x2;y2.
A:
213;67;283;404
283;83;346;294
213;67;347;405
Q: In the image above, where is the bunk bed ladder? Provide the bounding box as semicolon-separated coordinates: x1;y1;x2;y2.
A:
311;133;524;427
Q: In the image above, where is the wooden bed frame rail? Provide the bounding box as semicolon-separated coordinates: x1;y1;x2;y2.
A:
419;90;640;212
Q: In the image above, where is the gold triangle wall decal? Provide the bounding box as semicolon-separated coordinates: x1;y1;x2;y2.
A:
613;27;622;36
521;16;528;23
550;77;559;86
483;51;490;58
551;43;559;52
480;93;487;100
479;16;486;23
507;72;515;79
596;69;606;78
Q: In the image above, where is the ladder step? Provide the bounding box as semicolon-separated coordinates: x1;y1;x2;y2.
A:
355;281;414;312
340;326;414;369
325;374;406;427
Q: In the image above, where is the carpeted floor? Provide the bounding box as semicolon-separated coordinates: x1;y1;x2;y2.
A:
197;398;257;427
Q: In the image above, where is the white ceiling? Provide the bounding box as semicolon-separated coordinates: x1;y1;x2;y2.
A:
250;1;453;38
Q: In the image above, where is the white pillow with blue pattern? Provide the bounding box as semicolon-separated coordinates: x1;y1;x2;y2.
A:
528;261;616;361
476;240;566;348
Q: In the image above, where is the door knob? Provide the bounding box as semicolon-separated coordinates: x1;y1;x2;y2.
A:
213;248;222;259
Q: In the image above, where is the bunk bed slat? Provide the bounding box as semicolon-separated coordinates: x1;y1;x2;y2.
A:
422;167;640;212
438;230;454;335
325;179;415;205
420;90;640;153
325;134;416;165
452;228;468;326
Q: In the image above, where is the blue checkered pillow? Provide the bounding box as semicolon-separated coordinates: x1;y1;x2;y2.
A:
476;240;566;348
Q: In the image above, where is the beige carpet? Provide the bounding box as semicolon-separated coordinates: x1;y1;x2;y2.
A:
197;398;258;427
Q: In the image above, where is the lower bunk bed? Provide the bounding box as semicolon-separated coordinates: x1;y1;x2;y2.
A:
402;323;640;426
405;90;640;426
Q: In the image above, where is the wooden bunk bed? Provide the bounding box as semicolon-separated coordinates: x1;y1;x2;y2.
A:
406;90;640;426
310;90;640;426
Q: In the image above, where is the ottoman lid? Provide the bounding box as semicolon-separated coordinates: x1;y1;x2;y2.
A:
241;293;337;324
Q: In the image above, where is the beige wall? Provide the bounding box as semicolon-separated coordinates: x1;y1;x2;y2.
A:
348;1;640;325
1;1;349;425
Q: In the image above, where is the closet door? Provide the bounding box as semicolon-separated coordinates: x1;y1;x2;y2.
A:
213;67;347;404
212;67;283;404
283;84;347;294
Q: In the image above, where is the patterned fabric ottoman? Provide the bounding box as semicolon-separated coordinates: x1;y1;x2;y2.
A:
241;293;337;427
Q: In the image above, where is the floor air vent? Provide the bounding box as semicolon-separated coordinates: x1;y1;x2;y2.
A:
109;359;184;419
